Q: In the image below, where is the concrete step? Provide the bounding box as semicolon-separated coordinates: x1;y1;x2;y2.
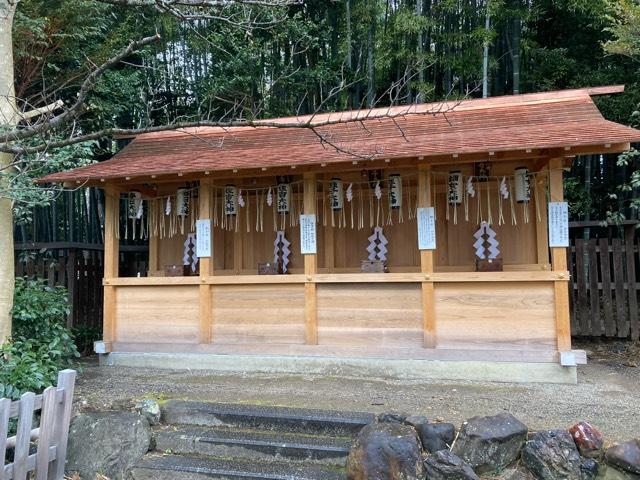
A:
161;401;373;437
131;453;346;480
155;426;352;465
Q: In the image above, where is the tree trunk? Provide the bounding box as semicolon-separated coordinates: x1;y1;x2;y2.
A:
511;7;521;94
415;0;424;103
0;0;17;343
366;3;376;108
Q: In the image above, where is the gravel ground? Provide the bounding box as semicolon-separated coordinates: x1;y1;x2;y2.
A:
73;343;639;444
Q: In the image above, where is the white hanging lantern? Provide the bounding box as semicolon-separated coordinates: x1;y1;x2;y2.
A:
276;182;291;213
176;188;190;217
224;185;238;215
388;174;402;209
127;191;142;219
514;167;531;203
448;171;463;205
330;178;344;211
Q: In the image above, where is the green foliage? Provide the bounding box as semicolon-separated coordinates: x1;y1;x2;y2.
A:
0;278;79;400
6;141;96;224
604;0;640;57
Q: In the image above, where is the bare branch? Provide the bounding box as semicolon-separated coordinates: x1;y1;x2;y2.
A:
0;34;161;144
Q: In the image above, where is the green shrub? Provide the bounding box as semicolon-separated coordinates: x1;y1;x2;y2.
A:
0;278;80;400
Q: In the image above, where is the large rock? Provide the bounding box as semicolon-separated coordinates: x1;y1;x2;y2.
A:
570;422;604;459
605;440;640;475
135;399;161;426
522;429;596;480
417;423;456;453
452;413;528;474
423;450;480;480
66;412;151;480
347;422;424;480
597;463;640;480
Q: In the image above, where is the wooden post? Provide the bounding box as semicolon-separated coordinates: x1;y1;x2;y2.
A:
303;172;318;345
548;158;571;352
13;392;35;480
49;369;76;480
103;185;119;344
199;179;214;344
418;166;436;348
624;225;639;340
35;386;56;480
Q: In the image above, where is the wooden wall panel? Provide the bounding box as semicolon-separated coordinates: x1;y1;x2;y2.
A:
317;283;423;347
115;285;199;343
435;282;556;350
212;284;305;344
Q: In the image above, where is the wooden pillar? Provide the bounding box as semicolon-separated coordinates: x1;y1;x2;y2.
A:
549;157;571;352
303;172;318;345
103;185;119;344
418;166;436;348
199;179;214;344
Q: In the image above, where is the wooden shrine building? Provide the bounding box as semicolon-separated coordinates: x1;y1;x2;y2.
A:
41;85;640;383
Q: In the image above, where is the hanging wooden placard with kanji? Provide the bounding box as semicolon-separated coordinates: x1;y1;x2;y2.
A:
224;185;238;215
388;174;402;209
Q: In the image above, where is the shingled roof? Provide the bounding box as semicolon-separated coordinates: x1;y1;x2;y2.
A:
40;85;640;184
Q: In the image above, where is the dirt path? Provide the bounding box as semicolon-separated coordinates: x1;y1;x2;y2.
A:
74;351;639;444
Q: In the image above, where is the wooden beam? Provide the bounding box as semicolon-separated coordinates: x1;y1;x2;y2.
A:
102;185;119;343
198;179;214;344
303;172;318;345
548;157;571;352
418;165;436;348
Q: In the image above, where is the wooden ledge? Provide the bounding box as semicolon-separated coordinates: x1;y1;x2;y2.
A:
103;270;568;286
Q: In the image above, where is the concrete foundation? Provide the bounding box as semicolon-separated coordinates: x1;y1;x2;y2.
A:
100;352;578;384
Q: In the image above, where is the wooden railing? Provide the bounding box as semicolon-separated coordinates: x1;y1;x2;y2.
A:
1;370;76;480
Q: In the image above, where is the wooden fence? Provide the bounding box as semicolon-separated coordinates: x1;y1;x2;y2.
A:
1;370;76;480
14;243;148;330
568;229;639;340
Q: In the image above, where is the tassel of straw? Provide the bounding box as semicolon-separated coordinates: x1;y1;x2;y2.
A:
358;184;364;230
464;179;470;222
322;181;327;227
476;180;482;224
399;178;404;224
246;192;251;233
497;179;505;226
508;178;517;226
486;181;493;226
350;192;354;229
534;173;542;223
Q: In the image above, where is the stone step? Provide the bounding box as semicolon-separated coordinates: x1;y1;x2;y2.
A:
161;401;373;437
131;453;346;480
154;426;352;465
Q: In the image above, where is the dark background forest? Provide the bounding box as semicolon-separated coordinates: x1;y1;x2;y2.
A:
11;0;640;243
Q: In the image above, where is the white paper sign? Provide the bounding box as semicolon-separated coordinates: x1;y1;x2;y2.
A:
299;214;317;255
417;207;436;250
548;202;569;247
196;219;212;257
